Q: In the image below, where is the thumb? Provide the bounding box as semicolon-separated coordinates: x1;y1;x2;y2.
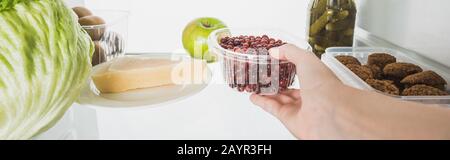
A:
250;94;300;122
269;44;340;90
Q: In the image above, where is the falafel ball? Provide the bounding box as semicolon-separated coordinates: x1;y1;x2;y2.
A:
347;64;374;81
364;65;383;79
366;79;400;95
383;62;423;80
367;53;397;69
402;85;449;96
401;71;447;90
336;55;361;66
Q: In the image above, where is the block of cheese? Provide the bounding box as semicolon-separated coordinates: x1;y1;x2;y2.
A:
91;56;207;93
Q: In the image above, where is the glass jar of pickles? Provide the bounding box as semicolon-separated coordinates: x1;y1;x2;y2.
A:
307;0;357;57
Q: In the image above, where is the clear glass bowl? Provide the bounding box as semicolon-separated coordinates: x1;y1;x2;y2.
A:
81;10;129;66
208;28;308;95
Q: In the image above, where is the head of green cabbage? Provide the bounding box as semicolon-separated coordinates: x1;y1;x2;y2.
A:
0;0;94;139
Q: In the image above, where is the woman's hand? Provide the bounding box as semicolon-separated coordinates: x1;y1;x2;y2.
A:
250;44;450;140
250;44;348;139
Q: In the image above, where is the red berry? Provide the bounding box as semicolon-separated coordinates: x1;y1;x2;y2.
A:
219;35;295;94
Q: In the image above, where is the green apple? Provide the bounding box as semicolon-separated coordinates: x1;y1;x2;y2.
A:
182;17;227;63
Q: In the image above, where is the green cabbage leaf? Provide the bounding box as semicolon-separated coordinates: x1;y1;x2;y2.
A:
0;0;94;139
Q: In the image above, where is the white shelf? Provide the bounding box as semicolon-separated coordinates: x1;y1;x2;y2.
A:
39;62;296;140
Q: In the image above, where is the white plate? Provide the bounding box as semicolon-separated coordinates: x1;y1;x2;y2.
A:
77;53;212;109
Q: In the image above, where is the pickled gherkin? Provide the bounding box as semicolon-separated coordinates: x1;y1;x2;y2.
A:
307;0;357;57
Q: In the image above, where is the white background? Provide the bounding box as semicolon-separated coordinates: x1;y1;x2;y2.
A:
84;0;310;53
82;0;450;67
357;0;450;67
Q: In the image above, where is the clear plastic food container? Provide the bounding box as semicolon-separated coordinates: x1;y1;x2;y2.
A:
322;47;450;104
208;28;308;95
81;10;129;66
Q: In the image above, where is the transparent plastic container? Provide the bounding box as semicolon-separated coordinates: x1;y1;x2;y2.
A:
81;10;129;66
208;28;308;95
322;47;450;104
